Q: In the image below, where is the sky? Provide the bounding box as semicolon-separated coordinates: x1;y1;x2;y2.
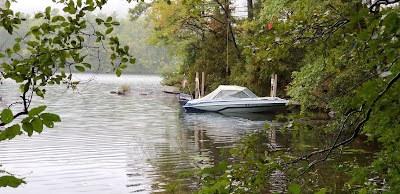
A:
10;0;248;18
10;0;135;18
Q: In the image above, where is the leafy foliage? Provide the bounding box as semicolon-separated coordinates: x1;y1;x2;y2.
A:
0;175;25;188
282;2;400;191
145;0;241;93
0;0;135;188
139;0;400;193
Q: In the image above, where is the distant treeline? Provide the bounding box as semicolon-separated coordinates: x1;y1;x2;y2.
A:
0;10;175;74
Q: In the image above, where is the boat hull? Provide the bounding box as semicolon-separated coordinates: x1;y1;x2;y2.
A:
183;99;288;113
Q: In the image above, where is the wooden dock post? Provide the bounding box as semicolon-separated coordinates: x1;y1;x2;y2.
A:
270;74;277;97
195;72;199;99
201;72;205;97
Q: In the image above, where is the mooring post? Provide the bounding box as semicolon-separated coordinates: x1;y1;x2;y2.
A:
274;74;278;97
201;72;205;97
270;74;274;97
270;74;277;97
195;72;199;99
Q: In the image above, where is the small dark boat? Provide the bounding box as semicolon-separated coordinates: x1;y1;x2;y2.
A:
178;93;193;105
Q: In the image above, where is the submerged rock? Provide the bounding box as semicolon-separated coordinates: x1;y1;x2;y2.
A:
110;90;126;95
161;86;180;94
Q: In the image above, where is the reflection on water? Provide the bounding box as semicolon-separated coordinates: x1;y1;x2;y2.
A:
0;74;272;194
0;74;376;193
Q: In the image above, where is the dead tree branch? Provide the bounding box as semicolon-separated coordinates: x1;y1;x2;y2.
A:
285;71;400;177
214;0;241;59
369;0;400;12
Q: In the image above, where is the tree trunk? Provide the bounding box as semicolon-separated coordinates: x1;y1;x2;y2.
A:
247;0;254;20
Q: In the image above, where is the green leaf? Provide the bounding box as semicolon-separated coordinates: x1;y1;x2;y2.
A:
116;69;122;77
358;188;367;194
95;18;103;25
28;105;47;116
95;31;104;37
111;21;120;26
110;53;116;60
82;63;91;69
13;18;21;25
27;41;39;47
34;13;44;19
289;184;301;194
22;123;34;136
23;82;30;93
315;188;327;194
45;6;51;19
67;4;76;14
6;48;13;57
1;109;14;124
61;21;69;27
75;65;85;72
40;113;61;122
0;175;25;188
106;16;112;22
0;124;21;141
30;25;42;36
35;88;44;98
0;53;5;58
43;119;54;128
358;31;369;41
85;5;95;11
31;117;43;133
216;161;228;171
21;116;32;123
5;0;10;9
130;58;136;64
51;16;66;22
106;27;113;34
77;0;82;7
13;43;20;53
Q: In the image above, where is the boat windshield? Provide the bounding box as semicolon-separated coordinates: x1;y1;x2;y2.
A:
213;89;257;100
198;85;259;101
243;89;258;98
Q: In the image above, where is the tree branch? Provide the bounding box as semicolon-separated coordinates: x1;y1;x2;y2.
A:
0;111;28;127
369;0;400;12
285;71;400;177
213;0;241;59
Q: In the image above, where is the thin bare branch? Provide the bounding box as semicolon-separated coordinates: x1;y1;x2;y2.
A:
369;0;400;12
213;0;241;59
285;71;400;177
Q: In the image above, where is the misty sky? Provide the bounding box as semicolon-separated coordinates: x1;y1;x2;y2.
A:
10;0;248;18
11;0;135;18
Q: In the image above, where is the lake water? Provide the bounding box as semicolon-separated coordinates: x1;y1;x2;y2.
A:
0;74;275;194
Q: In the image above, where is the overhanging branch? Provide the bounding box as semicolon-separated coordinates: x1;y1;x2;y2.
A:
369;0;400;12
285;71;400;177
213;0;241;59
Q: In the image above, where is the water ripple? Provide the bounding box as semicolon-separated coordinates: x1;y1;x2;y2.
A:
0;74;269;194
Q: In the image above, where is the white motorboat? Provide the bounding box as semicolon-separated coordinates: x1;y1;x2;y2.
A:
183;85;288;113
